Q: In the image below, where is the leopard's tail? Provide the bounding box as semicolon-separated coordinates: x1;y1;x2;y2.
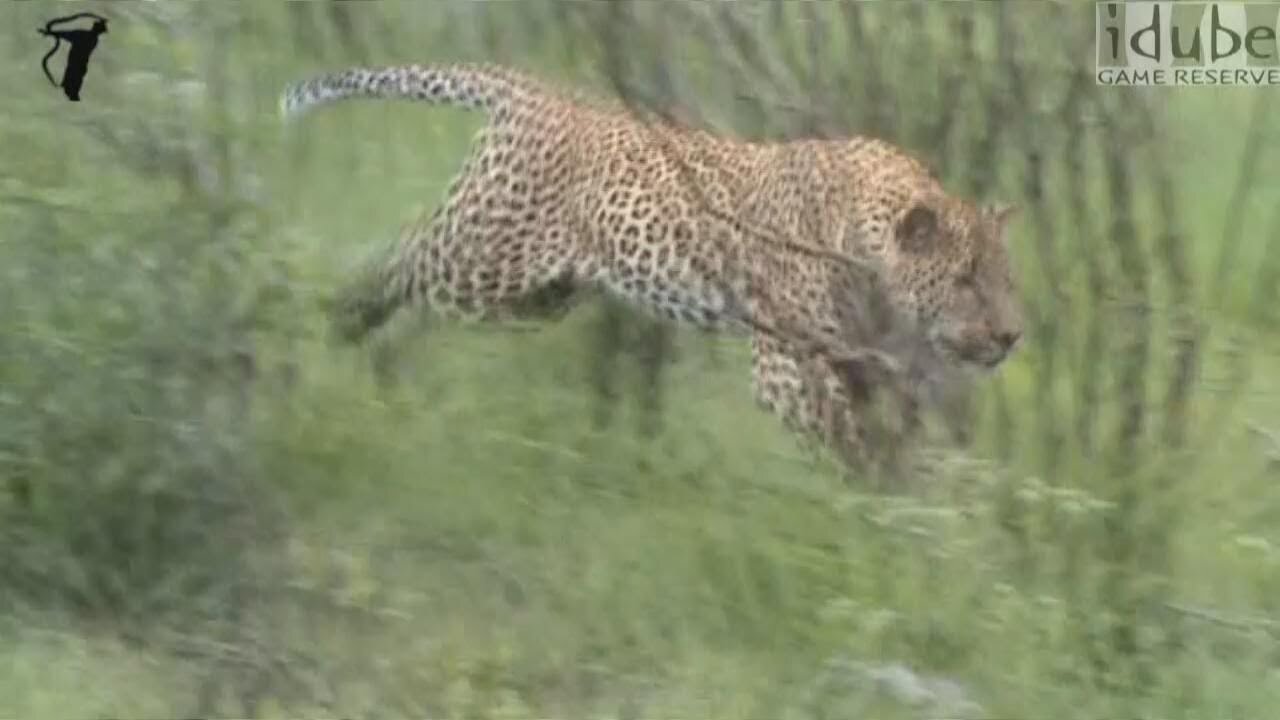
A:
279;63;532;120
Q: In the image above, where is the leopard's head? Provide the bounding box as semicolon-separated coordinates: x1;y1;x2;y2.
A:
883;195;1023;372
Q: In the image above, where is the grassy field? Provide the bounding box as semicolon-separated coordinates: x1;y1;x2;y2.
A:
2;3;1278;718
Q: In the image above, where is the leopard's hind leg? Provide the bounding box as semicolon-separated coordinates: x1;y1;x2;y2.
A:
329;136;589;343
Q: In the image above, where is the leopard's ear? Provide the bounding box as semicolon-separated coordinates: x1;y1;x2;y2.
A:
984;203;1018;239
895;203;938;254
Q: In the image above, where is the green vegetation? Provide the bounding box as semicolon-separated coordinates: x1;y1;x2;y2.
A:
2;3;1277;718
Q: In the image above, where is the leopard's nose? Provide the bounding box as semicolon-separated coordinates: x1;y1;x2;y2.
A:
996;329;1022;352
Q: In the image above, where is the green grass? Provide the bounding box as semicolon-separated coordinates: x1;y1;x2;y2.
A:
2;2;1279;718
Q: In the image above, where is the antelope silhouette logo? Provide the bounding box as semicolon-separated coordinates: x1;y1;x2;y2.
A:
39;12;109;102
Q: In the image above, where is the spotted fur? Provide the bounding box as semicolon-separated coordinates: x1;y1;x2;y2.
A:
280;63;1023;469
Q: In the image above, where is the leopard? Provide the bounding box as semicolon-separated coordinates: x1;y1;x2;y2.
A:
279;62;1023;471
